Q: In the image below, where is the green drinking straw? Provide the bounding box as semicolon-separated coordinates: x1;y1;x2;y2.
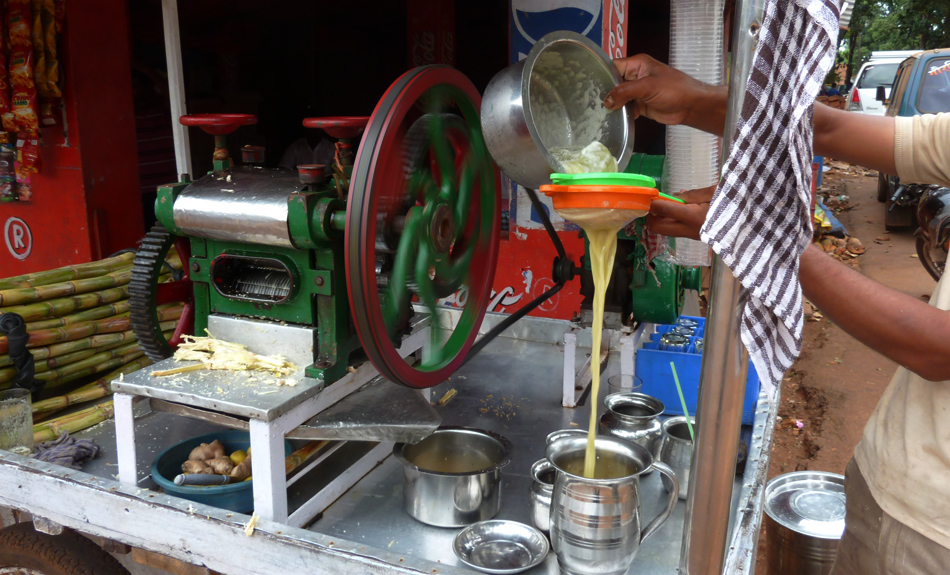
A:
658;192;686;203
669;362;696;441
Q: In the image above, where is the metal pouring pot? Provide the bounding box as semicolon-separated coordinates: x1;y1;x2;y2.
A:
546;435;678;575
481;30;633;190
599;393;665;457
393;427;512;527
529;458;556;534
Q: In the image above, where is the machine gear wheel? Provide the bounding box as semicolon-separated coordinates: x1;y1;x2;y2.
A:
129;225;195;361
346;65;500;389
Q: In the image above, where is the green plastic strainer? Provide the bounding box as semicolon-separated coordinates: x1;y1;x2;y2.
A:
550;172;657;187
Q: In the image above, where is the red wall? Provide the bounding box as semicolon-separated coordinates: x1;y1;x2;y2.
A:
1;0;142;277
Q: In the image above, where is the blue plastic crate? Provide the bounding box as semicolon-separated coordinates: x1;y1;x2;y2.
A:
635;316;760;425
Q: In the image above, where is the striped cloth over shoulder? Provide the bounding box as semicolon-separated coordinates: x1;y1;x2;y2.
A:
700;0;842;393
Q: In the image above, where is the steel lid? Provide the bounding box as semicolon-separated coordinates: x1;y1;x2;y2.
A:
764;471;846;539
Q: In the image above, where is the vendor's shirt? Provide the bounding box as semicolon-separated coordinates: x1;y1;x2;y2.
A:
855;113;950;548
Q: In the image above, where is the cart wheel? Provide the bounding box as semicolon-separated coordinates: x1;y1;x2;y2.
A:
0;523;130;575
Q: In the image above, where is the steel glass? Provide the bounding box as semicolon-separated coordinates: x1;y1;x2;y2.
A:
654;416;695;500
0;389;32;454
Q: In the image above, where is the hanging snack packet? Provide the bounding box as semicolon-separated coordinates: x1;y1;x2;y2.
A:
53;0;63;34
8;0;38;134
0;7;11;131
42;0;59;98
15;133;38;200
31;0;47;98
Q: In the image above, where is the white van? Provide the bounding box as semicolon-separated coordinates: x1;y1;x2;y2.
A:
847;51;920;115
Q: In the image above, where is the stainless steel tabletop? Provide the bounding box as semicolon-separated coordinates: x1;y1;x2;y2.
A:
311;336;745;575
111;356;324;421
75;324;766;575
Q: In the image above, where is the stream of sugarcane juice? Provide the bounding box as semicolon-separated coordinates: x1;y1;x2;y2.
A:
551;142;641;478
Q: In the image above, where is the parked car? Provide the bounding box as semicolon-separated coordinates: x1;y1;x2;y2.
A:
846;50;920;115
876;48;950;228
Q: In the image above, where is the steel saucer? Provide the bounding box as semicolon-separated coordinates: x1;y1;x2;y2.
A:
453;520;549;574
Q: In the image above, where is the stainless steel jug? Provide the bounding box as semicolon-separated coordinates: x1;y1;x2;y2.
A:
546;435;678;575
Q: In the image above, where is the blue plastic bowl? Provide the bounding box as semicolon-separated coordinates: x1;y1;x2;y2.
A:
151;430;292;513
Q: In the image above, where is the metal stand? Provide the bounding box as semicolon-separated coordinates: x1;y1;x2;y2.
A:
680;0;767;571
113;327;428;527
560;323;646;407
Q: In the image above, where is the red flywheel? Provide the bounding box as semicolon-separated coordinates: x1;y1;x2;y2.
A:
346;66;501;389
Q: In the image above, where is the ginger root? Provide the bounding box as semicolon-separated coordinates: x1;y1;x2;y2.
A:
181;460;213;475
188;439;226;461
230;455;252;480
207;456;235;475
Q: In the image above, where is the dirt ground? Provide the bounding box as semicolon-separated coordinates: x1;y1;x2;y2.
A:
753;164;938;573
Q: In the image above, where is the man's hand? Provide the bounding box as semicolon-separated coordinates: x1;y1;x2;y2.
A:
604;54;727;135
645;186;715;240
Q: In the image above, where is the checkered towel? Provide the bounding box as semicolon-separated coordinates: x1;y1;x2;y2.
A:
700;0;841;393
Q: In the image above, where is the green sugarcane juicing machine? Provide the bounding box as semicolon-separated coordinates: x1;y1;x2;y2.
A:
129;65;699;391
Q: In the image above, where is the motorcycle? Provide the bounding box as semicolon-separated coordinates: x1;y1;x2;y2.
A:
915;186;950;281
884;177;931;229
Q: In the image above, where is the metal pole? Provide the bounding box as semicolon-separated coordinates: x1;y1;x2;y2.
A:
161;0;193;179
679;0;767;572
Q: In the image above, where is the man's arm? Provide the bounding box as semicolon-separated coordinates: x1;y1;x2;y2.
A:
605;55;898;175
649;196;950;381
799;244;950;381
812;106;896;175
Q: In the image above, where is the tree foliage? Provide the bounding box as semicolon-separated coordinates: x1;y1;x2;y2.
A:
840;0;949;83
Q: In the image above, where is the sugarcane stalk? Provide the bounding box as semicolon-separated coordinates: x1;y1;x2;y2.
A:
30;335;139;375
33;381;110;416
284;440;330;475
0;329;139;368
38;350;148;392
0;314;132;356
29;320;171;379
31;408;65;424
156;303;185;322
70;355;153;394
0;269;133;307
0;252;135;290
26;300;132;331
30;348;153;420
33;401;115;443
28;341;145;383
0;285;129;323
32;400;110;432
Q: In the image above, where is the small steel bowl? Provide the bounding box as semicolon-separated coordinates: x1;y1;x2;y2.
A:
453;520;549;574
659;333;690;352
670;326;695;337
676;318;699;329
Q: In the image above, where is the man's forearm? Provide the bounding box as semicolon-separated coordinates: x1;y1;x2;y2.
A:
683;85;729;137
812;104;896;174
681;87;897;176
799;244;950;381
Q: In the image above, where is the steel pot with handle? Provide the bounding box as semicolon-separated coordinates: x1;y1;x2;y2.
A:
480;30;633;190
393;427;513;527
